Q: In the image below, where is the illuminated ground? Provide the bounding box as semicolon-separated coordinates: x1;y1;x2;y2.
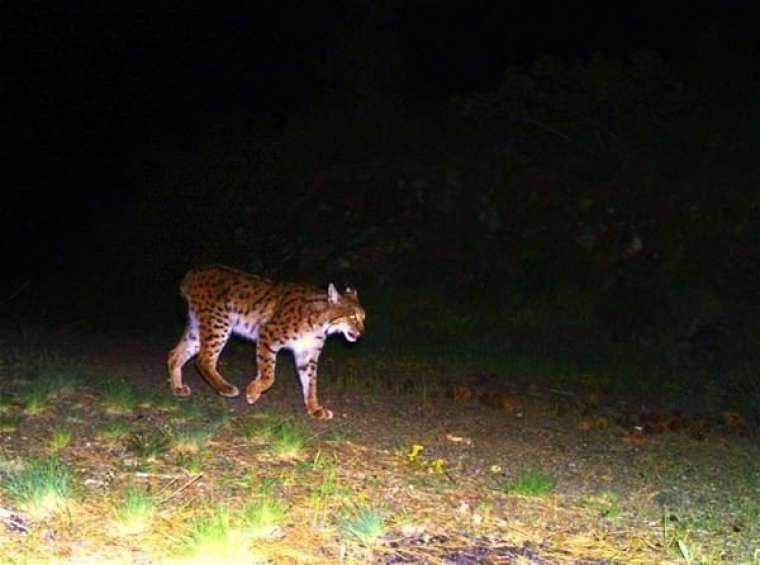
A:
0;326;758;563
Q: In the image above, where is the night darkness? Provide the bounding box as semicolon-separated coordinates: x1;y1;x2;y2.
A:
6;5;758;283
3;3;760;561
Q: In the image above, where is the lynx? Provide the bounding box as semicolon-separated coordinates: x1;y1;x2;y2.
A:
167;265;365;419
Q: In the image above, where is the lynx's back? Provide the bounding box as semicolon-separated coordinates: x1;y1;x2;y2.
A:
179;265;326;340
168;265;365;419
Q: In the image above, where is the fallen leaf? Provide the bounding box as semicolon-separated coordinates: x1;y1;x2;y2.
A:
721;411;743;427
577;417;595;432
445;433;472;445
451;385;474;401
622;431;648;446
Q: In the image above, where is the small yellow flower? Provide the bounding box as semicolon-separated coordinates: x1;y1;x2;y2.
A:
355;491;369;503
430;458;445;475
407;443;424;462
489;464;502;474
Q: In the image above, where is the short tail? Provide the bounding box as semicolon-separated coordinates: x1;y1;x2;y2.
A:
178;270;195;299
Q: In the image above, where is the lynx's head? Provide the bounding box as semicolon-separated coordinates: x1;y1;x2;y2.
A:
326;283;365;342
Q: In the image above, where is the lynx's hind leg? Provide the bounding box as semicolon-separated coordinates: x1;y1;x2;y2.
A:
168;312;200;397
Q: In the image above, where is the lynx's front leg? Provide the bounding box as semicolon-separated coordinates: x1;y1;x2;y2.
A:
294;342;332;420
246;332;280;405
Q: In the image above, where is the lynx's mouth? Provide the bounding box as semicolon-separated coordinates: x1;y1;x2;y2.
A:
344;330;360;342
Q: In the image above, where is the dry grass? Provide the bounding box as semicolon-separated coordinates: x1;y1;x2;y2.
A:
0;346;758;563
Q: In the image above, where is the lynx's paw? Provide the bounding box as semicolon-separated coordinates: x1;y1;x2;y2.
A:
309;406;334;420
246;383;261;405
218;384;240;398
172;384;192;397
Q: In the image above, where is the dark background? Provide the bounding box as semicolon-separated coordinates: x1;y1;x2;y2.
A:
4;3;760;412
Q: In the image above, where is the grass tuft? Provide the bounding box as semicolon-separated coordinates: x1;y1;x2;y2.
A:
23;388;52;415
97;419;133;440
3;457;74;519
503;468;558;497
47;428;72;452
0;394;15;413
338;503;387;546
114;483;157;535
127;429;170;460
102;380;138;415
176;453;203;473
13;352;84;400
183;505;261;563
170;399;205;423
168;424;218;455
139;391;181;411
586;490;621;519
250;416;307;457
242;496;285;538
0;413;24;432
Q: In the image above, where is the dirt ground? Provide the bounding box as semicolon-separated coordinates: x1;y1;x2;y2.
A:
1;324;758;563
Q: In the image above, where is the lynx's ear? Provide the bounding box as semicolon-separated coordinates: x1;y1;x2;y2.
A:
344;286;358;299
328;283;340;304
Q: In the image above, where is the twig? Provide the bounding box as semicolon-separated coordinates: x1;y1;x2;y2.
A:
156;476;181;497
547;387;576;397
160;473;203;504
518;116;573;144
134;471;186;480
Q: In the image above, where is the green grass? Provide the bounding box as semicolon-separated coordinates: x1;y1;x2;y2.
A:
503;468;558;497
14;356;85;415
170;398;205;422
34;362;83;399
12;350;84;398
102;380;139;414
139;391;181;411
296;449;338;473
407;472;450;493
321;427;354;443
307;466;352;529
241;496;286;537
47;428;72;452
97;419;133;440
23;388;52;415
586;490;621;519
3;457;74;519
0;413;23;432
168;424;218;455
175;453;203;473
183;505;263;562
184;505;232;553
338;503;387;546
310;468;343;502
203;403;232;428
661;512;723;565
249;415;307;457
127;429;170;460
0;394;14;413
256;476;287;496
114;483;157;535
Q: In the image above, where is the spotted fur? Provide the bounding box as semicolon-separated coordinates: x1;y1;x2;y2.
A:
167;265;365;419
